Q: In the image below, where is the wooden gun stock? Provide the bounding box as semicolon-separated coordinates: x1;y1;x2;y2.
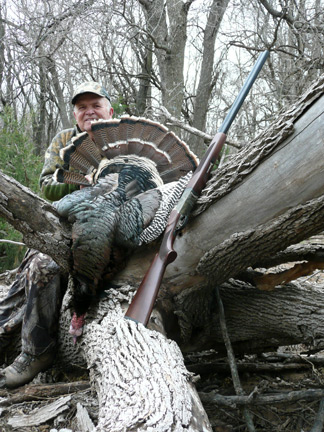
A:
125;50;270;326
125;211;178;325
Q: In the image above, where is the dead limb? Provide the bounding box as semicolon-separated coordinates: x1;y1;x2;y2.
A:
215;286;256;431
0;169;71;271
0;380;90;406
0;239;25;246
186;350;324;376
243;261;324;291
253;238;324;269
200;388;324;407
261;352;324;364
156;106;241;149
187;360;314;375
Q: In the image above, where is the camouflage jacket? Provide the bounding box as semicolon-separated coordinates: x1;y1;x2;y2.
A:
39;126;81;201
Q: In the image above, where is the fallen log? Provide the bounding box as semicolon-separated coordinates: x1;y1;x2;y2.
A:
56;286;213;432
146;75;324;293
175;279;324;354
199;388;324;407
0;172;71;271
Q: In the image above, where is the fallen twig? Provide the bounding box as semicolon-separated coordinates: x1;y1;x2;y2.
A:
0;380;90;406
0;239;25;246
261;352;324;364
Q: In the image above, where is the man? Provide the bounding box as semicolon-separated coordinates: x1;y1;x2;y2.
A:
41;82;114;201
0;82;114;388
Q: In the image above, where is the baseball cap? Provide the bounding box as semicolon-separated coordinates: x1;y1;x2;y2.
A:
71;81;111;104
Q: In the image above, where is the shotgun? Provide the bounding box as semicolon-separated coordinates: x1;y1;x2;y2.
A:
125;50;270;326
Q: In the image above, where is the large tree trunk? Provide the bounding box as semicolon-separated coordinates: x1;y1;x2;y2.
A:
54;286;213;431
189;0;230;158
2;75;324;430
116;74;324;294
138;0;188;121
0;174;71;271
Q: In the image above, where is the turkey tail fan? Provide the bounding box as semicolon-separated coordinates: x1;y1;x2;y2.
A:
55;116;198;186
54;168;91;187
90;116;198;183
90;118;121;149
72;132;102;166
118;116;140;141
91;116;169;146
156;131;199;183
101;139;172;167
60;132;101;174
131;117;169;143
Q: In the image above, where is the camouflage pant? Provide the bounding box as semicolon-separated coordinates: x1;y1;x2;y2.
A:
0;249;66;356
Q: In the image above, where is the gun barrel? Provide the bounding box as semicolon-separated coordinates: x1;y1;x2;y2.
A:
125;49;270;326
219;50;269;134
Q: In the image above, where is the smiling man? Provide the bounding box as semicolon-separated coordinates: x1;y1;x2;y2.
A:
0;82;114;388
72;82;114;139
40;82;114;202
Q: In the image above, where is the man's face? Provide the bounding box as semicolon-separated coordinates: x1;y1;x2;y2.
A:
73;93;114;133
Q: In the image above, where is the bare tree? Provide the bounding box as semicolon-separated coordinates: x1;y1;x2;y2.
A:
1;0;323;148
189;0;230;157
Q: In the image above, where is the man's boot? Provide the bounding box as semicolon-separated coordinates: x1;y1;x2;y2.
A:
2;351;54;388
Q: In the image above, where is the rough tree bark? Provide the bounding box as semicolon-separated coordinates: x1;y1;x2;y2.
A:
0;175;71;271
1;74;324;430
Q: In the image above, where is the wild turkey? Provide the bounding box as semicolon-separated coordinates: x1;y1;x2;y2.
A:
53;116;198;340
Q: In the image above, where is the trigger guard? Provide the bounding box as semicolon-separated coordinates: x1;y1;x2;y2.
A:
175;215;188;232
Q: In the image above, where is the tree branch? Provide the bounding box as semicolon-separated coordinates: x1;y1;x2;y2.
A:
216;287;256;431
0;170;71;271
0;381;90;406
310;399;324;432
200;388;324;407
156;105;242;149
0;239;25;246
257;0;294;24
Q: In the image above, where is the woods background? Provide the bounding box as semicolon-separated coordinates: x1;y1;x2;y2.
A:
1;0;323;202
1;0;323;270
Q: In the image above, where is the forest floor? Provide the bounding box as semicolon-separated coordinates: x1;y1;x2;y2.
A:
1;345;324;432
188;264;324;432
187;346;324;432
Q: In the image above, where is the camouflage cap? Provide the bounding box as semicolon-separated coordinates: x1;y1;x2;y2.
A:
71;81;111;104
